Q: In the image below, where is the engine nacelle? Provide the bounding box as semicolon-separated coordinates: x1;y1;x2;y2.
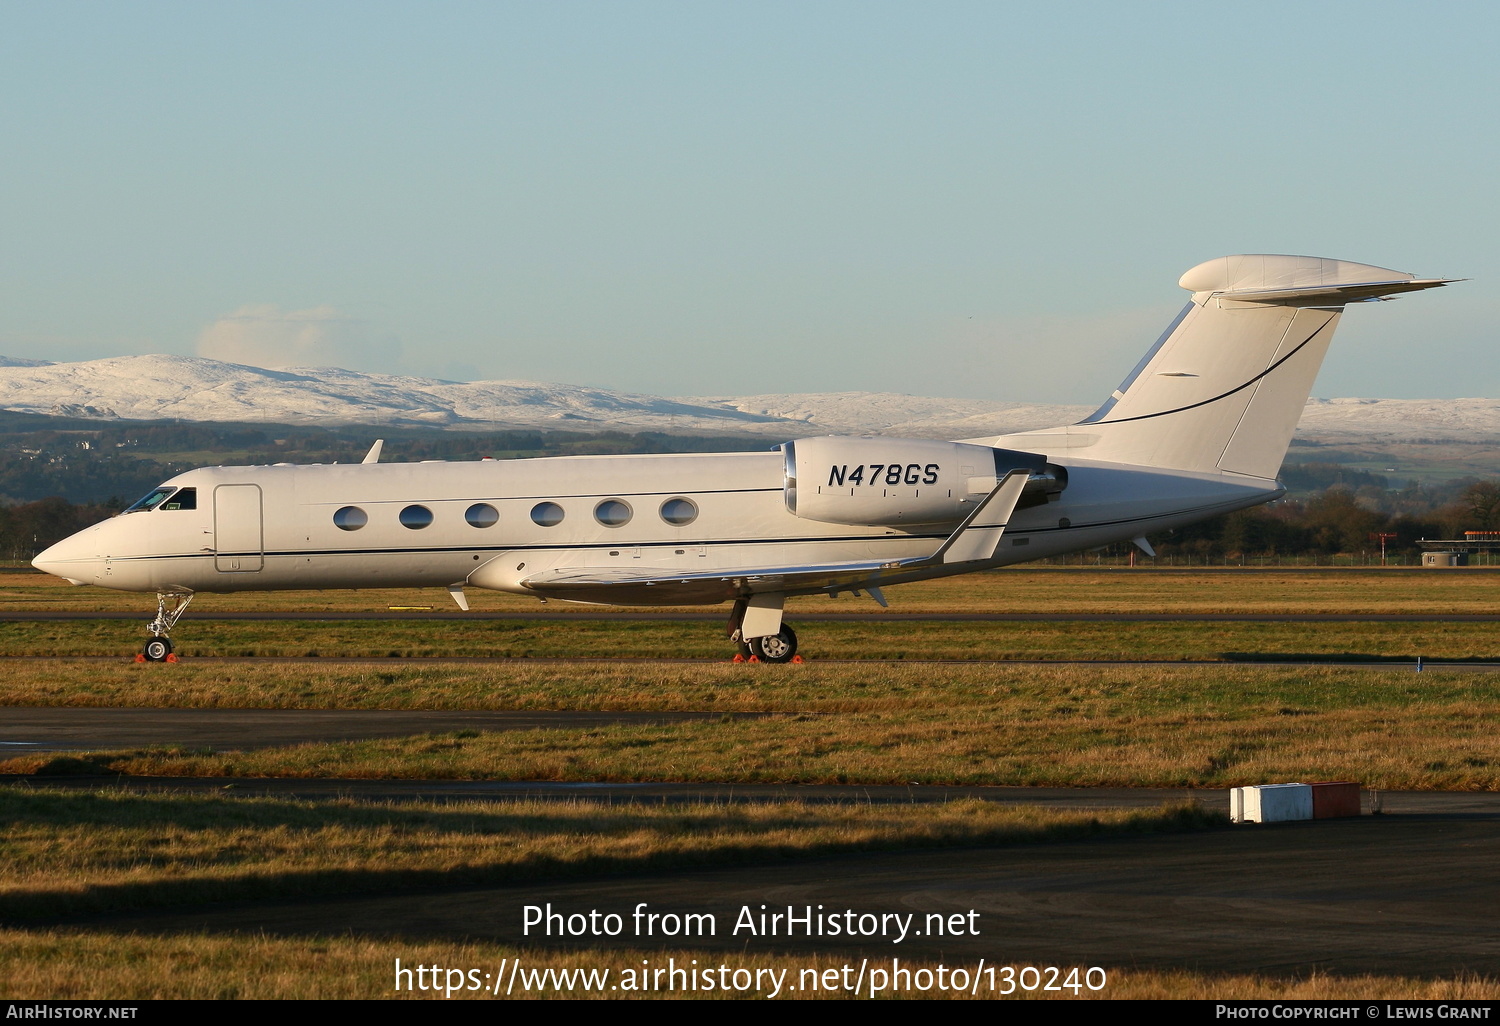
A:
782;436;1059;527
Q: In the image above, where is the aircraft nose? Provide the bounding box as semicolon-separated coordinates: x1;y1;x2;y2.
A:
32;535;96;585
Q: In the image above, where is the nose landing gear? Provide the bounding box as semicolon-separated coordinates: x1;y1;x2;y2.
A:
138;592;194;662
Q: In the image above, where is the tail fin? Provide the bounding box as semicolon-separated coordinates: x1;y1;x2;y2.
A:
993;255;1452;479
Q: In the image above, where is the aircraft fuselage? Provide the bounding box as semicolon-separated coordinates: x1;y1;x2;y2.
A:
35;449;1278;602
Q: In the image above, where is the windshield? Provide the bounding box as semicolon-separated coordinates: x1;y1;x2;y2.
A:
123;486;176;514
160;487;196;511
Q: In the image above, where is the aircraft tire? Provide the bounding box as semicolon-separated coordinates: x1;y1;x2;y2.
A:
143;637;173;662
749;625;798;664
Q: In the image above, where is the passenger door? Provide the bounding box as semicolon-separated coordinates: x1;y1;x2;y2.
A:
214;484;264;572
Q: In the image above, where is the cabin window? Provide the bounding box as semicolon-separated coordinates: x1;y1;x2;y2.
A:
160;488;196;511
659;497;698;526
594;499;632;527
465;503;499;528
400;505;434;529
123;486;176;514
333;506;368;531
531;501;564;527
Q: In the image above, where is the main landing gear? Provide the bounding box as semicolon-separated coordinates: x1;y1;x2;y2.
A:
138;592;194;663
748;624;799;663
727;595;800;664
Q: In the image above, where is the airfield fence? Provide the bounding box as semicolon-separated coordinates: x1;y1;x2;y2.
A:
1034;552;1500;567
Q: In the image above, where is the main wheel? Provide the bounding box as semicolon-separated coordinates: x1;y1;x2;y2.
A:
748;625;798;664
143;636;173;662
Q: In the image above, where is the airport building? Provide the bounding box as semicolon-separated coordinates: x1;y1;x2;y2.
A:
1417;531;1500;567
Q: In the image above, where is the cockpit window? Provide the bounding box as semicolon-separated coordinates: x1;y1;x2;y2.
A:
160;487;196;511
123;486;176;514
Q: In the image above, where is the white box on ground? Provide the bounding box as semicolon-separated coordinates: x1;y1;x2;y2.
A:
1230;784;1314;823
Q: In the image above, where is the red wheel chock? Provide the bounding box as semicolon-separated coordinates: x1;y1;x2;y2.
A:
748;655;761;663
731;654;745;663
791;655;804;664
165;653;179;663
134;654;146;663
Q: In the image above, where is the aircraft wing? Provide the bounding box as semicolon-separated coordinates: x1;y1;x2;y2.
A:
508;470;1032;604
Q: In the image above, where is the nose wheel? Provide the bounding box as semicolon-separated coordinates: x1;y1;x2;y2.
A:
137;592;193;662
142;637;173;662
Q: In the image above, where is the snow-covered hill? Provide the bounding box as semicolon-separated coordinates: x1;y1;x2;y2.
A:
0;354;1094;436
0;353;1494;442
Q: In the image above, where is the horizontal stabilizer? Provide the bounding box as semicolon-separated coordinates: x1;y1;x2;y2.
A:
1206;278;1453;306
1178;255;1452;298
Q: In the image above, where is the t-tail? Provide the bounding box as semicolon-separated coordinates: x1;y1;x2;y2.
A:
990;254;1453;480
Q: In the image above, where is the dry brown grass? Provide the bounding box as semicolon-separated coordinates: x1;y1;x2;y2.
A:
0;787;1216;921
3;663;1497;789
0;658;1420;712
3;930;1496;999
7;695;1499;790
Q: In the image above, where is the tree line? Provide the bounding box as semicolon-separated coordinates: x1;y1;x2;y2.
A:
1162;481;1500;559
0;497;123;562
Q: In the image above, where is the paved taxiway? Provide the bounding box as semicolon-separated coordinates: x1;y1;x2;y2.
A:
33;791;1500;978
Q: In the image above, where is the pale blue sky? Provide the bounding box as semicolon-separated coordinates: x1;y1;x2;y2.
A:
1;1;1494;403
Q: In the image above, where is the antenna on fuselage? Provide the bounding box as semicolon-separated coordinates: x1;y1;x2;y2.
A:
362;439;384;464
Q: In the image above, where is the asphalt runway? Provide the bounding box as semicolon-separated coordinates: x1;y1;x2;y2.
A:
41;793;1500;978
0;707;764;754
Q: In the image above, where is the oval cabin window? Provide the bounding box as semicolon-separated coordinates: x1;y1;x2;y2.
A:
465;503;499;528
530;502;564;527
333;506;367;531
659;497;698;526
594;499;632;527
400;505;434;529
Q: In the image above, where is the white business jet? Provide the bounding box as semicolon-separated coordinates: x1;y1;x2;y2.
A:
33;254;1451;662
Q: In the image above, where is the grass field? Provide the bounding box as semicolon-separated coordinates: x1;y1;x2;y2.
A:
8;566;1500;615
6;568;1499;999
3;662;1498;790
0;787;1216;921
7;566;1500;661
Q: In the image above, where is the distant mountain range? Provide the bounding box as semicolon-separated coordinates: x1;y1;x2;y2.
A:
0;353;1495;442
